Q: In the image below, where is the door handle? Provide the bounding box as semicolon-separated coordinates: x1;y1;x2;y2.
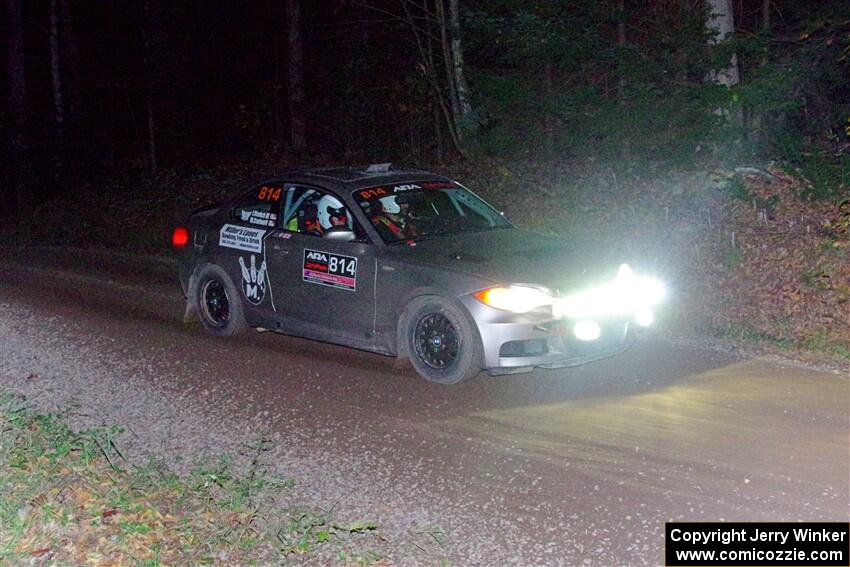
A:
272;243;289;254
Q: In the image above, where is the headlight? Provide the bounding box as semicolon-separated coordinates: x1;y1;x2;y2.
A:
474;285;553;313
554;264;666;320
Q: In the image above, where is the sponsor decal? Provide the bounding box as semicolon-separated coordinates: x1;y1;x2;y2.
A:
420;180;456;189
303;249;357;291
219;224;266;253
239;255;267;304
357;181;455;201
240;209;277;227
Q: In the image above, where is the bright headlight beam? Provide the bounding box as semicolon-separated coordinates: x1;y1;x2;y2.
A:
554;267;666;320
474;286;553;313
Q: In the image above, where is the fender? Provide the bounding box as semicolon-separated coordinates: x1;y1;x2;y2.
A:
183;265;203;323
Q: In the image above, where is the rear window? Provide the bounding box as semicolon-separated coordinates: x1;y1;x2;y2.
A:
231;184;282;228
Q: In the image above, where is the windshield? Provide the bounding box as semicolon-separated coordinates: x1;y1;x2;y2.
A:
353;180;511;244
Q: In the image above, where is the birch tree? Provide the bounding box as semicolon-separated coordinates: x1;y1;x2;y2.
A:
705;0;739;88
447;0;476;141
355;0;478;155
705;0;742;132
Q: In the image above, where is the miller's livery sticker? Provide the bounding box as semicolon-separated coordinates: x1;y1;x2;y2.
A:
219;224;266;253
303;249;357;291
239;255;267;305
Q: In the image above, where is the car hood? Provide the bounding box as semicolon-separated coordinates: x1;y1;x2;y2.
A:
393;229;625;293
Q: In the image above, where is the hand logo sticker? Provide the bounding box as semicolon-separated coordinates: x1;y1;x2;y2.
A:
239;254;267;305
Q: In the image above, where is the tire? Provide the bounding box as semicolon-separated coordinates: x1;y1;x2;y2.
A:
402;296;483;384
194;264;248;337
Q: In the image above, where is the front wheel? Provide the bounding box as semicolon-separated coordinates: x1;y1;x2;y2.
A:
403;296;483;384
194;264;247;337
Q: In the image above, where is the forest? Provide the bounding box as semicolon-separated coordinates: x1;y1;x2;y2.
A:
2;0;849;353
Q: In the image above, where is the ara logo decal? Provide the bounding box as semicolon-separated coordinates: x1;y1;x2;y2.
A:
305;250;328;262
394;184;421;192
239;255;267;305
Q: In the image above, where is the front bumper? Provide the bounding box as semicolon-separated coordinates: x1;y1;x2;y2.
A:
459;297;634;373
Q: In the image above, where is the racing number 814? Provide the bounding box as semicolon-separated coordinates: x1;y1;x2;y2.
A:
258;186;282;201
329;256;356;276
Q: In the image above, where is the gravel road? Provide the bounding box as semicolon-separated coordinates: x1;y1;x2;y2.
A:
1;246;847;566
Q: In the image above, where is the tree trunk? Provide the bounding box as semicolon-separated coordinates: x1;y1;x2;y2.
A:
6;0;27;146
140;25;157;174
434;102;444;162
402;0;463;155
543;61;556;156
435;0;461;141
354;0;467;156
617;0;630;157
706;0;742;131
285;0;306;152
146;97;157;174
447;0;476;140
705;0;739;88
617;0;626;104
59;0;82;143
761;0;770;31
5;0;29;215
272;28;284;148
49;0;65;139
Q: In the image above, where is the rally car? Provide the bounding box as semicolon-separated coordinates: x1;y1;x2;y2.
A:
173;164;665;384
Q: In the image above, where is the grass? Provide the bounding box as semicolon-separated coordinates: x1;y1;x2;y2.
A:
799;330;850;360
714;322;794;348
0;391;382;565
714;322;850;361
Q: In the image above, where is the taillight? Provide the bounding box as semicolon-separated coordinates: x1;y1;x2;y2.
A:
172;226;190;247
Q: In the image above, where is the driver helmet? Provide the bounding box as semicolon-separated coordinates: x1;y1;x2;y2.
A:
378;195;401;215
317;195;348;229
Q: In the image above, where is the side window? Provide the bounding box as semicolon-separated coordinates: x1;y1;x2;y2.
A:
231;184;283;228
281;186;320;233
282;186;366;240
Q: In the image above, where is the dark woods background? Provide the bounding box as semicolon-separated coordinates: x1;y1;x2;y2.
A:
1;0;849;214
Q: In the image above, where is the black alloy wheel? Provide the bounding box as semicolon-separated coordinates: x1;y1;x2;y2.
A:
403;297;483;384
414;313;460;369
194;264;247;337
201;278;230;327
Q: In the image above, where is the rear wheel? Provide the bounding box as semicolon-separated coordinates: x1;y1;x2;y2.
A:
195;264;247;337
403;296;483;384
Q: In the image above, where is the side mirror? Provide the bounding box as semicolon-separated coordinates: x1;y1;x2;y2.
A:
323;228;356;242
